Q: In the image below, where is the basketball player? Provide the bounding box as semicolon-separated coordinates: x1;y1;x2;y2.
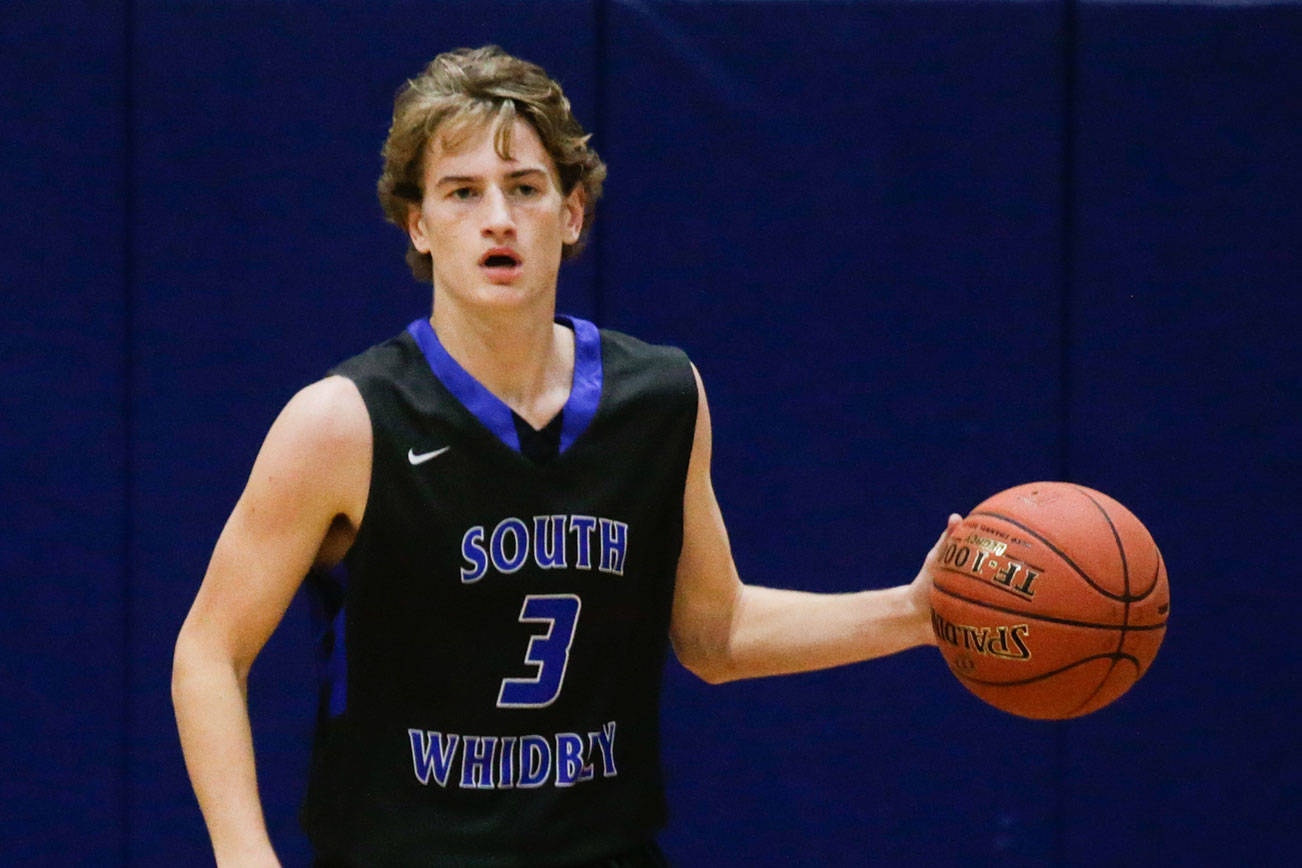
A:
172;46;961;867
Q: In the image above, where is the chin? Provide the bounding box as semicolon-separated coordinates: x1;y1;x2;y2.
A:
471;281;545;310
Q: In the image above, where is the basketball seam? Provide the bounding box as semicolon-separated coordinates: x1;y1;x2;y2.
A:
953;652;1141;688
1069;486;1131;715
931;580;1167;631
967;509;1158;603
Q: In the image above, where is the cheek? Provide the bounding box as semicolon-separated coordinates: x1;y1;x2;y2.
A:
424;214;465;253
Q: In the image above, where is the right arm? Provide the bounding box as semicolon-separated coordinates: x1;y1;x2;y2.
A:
171;376;370;866
669;364;959;683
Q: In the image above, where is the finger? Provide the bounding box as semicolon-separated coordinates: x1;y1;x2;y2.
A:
927;514;964;560
937;514;962;543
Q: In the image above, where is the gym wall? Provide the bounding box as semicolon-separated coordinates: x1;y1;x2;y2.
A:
3;1;1298;864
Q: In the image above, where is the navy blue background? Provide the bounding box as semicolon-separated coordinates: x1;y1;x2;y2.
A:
2;0;1298;865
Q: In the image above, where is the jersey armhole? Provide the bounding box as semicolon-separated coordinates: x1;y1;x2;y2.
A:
322;372;376;569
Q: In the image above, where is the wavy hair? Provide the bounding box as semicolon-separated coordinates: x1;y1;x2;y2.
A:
377;46;607;282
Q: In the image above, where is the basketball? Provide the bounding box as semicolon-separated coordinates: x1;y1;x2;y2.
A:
928;482;1169;719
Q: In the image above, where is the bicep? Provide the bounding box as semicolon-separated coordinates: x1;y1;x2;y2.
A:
179;376;370;674
669;365;741;674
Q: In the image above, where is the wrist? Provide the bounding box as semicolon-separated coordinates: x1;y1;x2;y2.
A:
893;583;936;648
213;835;279;868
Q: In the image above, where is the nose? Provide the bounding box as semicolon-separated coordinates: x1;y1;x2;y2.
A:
481;186;515;238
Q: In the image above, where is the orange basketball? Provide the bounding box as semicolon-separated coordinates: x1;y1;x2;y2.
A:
929;482;1169;719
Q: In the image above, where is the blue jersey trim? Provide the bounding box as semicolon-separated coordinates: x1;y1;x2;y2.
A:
406;315;603;456
557;315;603;454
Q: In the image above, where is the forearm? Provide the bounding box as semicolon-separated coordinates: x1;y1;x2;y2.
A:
172;633;280;867
711;583;933;683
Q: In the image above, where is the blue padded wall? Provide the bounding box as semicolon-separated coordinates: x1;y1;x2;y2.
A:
127;2;597;862
600;2;1066;863
1064;4;1302;864
1;1;1299;865
0;2;129;862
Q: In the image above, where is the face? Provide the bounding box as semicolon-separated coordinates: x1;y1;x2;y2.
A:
407;117;584;312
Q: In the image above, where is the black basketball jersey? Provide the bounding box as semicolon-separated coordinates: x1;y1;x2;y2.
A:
300;316;698;867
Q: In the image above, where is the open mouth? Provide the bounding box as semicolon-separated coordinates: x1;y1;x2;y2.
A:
480;249;521;269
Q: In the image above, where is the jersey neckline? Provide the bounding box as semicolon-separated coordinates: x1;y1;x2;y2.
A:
405;315;603;456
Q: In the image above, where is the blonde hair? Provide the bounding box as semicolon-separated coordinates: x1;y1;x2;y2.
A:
378;46;607;282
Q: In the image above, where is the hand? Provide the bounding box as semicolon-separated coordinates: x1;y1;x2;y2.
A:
908;513;963;645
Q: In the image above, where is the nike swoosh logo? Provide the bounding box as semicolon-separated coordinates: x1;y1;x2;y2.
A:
408;446;451;465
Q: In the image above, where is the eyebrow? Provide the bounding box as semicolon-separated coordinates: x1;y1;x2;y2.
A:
435;167;549;186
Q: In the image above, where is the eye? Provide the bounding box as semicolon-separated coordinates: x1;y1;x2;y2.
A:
514;183;540;198
449;187;477;201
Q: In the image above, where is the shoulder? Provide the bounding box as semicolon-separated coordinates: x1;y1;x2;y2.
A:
280;375;370;441
599;326;691;367
330;328;422;386
599;327;697;404
228;375;371;541
260;376;371;486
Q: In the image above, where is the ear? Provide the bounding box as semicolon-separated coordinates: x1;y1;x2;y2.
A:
407;203;431;254
561;186;585;246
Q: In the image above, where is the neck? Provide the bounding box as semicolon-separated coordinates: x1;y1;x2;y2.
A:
429;291;574;428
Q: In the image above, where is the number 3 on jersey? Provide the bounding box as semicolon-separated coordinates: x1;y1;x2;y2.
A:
497;594;581;708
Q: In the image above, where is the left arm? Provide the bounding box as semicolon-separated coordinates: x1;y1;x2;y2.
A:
668;364;960;684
